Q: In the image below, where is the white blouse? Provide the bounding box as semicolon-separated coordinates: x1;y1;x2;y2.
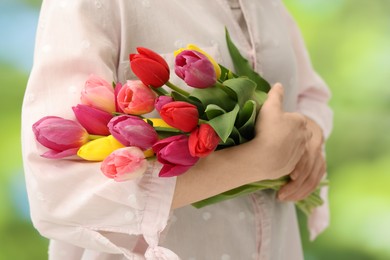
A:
22;0;333;259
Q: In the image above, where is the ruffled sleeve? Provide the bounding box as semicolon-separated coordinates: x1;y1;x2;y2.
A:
22;1;177;258
279;3;334;240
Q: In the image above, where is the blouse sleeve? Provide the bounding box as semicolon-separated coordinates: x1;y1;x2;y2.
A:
279;4;333;139
22;1;177;258
279;4;333;240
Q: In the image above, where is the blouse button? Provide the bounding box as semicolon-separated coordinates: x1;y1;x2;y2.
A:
142;0;151;8
42;44;52;53
25;93;35;103
36;192;46;202
238;211;246;220
202;212;211;221
59;1;67;8
81;40;91;49
94;0;102;9
68;85;77;94
221;254;231;260
125;211;135;221
174;39;184;48
272;39;280;47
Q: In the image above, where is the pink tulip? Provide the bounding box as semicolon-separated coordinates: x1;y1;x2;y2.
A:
175;50;217;88
108;115;158;150
32;116;89;159
72;104;113;135
101;147;148;182
117;80;157;115
81;74;116;113
154;95;173;112
152;135;199;177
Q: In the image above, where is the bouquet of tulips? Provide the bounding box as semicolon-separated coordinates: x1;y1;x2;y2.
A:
32;30;325;216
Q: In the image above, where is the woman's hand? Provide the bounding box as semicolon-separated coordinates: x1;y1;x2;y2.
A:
249;83;312;181
277;116;326;201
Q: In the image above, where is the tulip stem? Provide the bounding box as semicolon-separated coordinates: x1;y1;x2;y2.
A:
152;87;169;96
165;81;190;97
88;134;105;140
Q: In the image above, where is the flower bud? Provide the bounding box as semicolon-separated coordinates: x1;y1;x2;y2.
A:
33;116;89;159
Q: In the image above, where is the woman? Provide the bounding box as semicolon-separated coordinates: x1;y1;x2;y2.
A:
22;0;332;259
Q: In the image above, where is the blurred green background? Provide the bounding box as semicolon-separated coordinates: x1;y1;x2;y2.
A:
1;0;389;259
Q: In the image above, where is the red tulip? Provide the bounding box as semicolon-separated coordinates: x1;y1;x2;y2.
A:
152;135;199;177
159;101;199;132
32;116;89;159
129;47;170;88
188;124;220;157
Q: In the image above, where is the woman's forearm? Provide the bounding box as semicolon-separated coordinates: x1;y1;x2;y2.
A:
171;141;265;209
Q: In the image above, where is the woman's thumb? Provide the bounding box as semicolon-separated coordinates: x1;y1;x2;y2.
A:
263;83;284;112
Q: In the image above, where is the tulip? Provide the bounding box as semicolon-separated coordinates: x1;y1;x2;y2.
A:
72;104;113;135
152;135;199;177
174;44;221;79
130;47;170;88
175;50;217;88
101;147;148;182
81;74;116;113
33;116;89;159
159;101;199;132
154;95;173;112
188;124;220;157
108;115;158;150
77;135;125;161
117;80;156;115
144;118;174;129
114;82;124;113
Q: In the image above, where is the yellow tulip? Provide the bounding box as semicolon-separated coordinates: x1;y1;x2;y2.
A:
143;148;155;158
143;118;173;128
174;44;221;79
77;135;125;161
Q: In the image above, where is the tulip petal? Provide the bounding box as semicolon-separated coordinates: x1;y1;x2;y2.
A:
131;59;170;88
135;47;169;70
159;164;192;177
41;148;80;159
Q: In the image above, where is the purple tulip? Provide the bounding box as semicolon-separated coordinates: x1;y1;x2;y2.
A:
72;104;113;135
154;95;173;112
108;115;158;150
152;135;199;177
175;50;217;88
32;116;89;159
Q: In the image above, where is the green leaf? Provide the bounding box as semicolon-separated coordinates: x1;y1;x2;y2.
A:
225;28;271;93
192;177;289;208
223;78;257;108
253;90;268;107
236;100;257;140
205;104;226;120
171;91;205;116
207;104;240;143
216;137;236;149
190;86;236;112
230;126;247;144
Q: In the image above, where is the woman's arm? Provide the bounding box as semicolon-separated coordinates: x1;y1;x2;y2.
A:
172;83;312;208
